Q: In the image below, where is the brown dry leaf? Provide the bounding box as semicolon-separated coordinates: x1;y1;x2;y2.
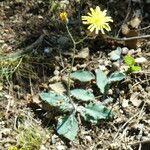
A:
130;92;142;107
125;30;139;49
32;95;41;104
121;24;130;35
75;47;89;59
49;82;66;95
129;17;141;29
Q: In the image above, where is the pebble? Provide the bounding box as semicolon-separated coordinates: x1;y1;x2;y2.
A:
128;49;135;55
136;48;142;53
99;65;106;71
146;87;150;92
72;66;77;71
122;47;129;55
112;62;120;70
120;90;125;96
55;56;60;61
85;135;92;143
0;40;5;43
53;70;60;76
64;58;68;63
135;57;147;63
4;143;11;148
108;89;113;95
55;66;60;70
122;99;129;107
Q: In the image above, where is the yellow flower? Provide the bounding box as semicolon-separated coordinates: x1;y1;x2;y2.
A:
59;12;68;23
82;6;113;34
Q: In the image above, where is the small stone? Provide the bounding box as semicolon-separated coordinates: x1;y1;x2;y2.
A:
136;48;142;53
108;89;113;95
112;62;120;70
4;143;11;148
64;58;68;63
122;47;129;55
98;59;104;64
128;49;135;55
0;40;4;43
55;56;60;61
104;60;110;66
51;134;58;144
55;66;60;70
40;145;46;150
99;65;107;71
56;144;66;150
135;57;147;63
122;99;129;107
72;66;77;71
44;47;53;54
85;135;92;143
120;90;125;95
53;70;60;76
130;92;142;107
146;87;150;93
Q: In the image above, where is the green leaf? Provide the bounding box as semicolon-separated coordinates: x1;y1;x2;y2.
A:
57;115;78;141
124;55;135;66
95;69;108;94
108;71;126;83
79;103;112;124
39;92;73;112
70;70;95;82
131;65;141;72
109;47;122;61
71;89;95;101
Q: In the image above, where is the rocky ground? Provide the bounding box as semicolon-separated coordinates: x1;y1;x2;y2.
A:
0;0;150;150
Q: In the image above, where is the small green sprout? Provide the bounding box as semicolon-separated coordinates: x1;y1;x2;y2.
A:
124;55;141;72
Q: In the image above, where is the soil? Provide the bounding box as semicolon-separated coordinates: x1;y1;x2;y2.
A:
0;0;150;150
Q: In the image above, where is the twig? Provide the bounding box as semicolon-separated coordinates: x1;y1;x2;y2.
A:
129;139;150;147
113;111;140;140
105;34;150;41
0;34;45;61
136;25;150;31
132;78;150;88
116;0;131;37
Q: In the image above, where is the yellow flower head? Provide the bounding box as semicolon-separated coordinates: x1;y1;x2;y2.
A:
82;6;113;34
59;12;68;23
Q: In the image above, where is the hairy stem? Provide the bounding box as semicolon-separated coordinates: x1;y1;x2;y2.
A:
65;24;89;111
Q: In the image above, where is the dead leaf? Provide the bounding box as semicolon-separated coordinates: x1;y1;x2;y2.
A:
61;75;74;86
121;24;130;35
129;17;141;29
125;30;139;49
130;92;142;107
49;82;66;95
32;95;41;104
75;47;89;59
